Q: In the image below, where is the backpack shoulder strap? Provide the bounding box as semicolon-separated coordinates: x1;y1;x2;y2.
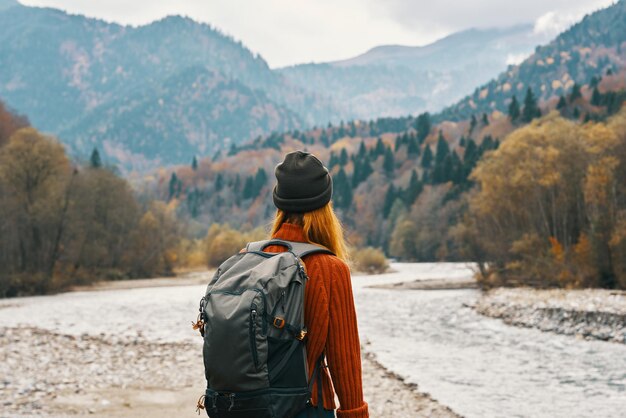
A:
246;239;334;258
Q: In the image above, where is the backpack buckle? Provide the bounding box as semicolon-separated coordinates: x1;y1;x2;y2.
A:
296;327;307;341
273;316;285;329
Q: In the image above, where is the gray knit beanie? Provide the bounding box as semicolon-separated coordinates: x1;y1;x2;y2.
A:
272;151;333;213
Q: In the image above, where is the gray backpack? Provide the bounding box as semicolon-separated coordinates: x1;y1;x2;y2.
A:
194;239;333;418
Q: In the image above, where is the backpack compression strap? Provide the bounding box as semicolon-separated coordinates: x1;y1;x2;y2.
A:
246;239;335;259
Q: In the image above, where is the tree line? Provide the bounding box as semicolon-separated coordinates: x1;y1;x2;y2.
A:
0;102;180;297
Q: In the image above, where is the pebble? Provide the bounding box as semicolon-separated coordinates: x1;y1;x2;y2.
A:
474;288;626;343
0;327;456;417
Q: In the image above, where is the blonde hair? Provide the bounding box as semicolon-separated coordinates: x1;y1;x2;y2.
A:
270;202;349;262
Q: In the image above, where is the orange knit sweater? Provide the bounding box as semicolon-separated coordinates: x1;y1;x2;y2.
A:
265;223;369;418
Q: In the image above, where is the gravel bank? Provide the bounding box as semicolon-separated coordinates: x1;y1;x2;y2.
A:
474;288;626;344
0;327;457;418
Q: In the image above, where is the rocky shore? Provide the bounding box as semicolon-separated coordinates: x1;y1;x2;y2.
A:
474;288;626;344
0;327;457;418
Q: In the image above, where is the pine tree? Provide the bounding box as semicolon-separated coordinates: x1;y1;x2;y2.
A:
192;156;198;171
254;168;267;191
333;168;352;209
358;141;366;159
405;170;422;205
508;95;521;122
383;146;395;176
168;172;179;200
421;145;433;169
469;115;477;134
481;113;489;126
569;83;582;103
415;112;431;143
522;87;541;123
556;95;567;110
90;147;102;168
328;151;338;169
215;173;224;192
407;134;420;156
591;87;602;106
383;185;396;218
435;131;450;165
339;148;348;166
394;135;402;152
450;151;464;185
375;137;385;157
242;176;255;200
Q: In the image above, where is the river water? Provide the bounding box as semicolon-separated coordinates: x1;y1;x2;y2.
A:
0;263;624;418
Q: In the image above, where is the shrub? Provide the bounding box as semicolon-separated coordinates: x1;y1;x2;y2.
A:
350;247;389;274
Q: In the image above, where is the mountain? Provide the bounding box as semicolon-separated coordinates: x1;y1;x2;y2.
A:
441;0;626;120
0;4;333;168
279;25;551;121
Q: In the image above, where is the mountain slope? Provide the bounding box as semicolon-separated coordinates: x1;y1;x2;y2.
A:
60;67;301;169
441;0;626;120
0;4;328;168
279;25;551;120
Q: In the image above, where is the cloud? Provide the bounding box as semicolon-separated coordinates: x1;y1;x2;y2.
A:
19;0;618;67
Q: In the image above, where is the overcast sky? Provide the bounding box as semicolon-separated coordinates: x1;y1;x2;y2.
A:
20;0;616;68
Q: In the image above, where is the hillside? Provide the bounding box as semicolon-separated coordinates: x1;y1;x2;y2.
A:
441;0;626;120
0;3;333;168
145;1;626;260
279;25;550;120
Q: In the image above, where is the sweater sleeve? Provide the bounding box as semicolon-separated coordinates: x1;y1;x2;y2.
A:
326;260;369;418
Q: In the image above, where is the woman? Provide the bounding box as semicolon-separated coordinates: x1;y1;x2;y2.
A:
265;150;369;418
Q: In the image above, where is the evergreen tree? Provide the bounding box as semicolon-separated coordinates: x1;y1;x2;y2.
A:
569;83;582;103
481;113;489;126
242;176;255;200
435;131;450;165
469;114;477;134
508;95;521;122
333;168;352;209
339;148;348;166
383;146;395;176
556;95;567;110
328;151;338;169
192;156;198;171
254;168;267;191
358;141;366;159
450;151;464;185
522;87;541;123
405;170;422;204
383;185;396;218
168;172;179;200
459;136;466;147
320;131;330;147
415;112;431;143
90;147;102;168
394;135;402;152
421;145;433;169
407;134;420;156
591;87;602;106
215;173;224;192
375;137;385;157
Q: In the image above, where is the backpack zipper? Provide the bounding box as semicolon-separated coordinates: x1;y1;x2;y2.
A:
249;304;259;368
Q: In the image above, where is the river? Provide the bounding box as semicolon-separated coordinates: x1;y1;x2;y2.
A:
0;263;624;418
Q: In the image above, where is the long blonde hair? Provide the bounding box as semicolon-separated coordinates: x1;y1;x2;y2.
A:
270;202;349;262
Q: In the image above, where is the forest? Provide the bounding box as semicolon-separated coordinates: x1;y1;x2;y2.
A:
0;101;181;297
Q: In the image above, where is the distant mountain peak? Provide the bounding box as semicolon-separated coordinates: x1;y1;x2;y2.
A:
0;0;20;12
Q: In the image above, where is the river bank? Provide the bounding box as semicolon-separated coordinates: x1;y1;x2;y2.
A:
0;326;457;418
473;287;626;344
